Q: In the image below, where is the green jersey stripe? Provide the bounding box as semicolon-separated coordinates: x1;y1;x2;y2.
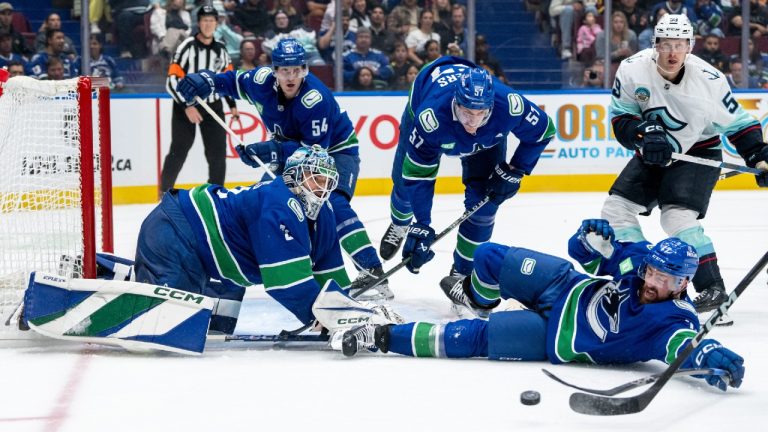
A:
538;116;556;142
582;257;601;275
340;229;373;255
456;233;481;262
314;267;352;289
329;131;359;153
554;279;599;364
390;203;413;222
471;272;500;302
402;154;439;180
260;256;313;288
189;185;250;286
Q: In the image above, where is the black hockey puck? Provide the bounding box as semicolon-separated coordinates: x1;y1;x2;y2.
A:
520;390;541;406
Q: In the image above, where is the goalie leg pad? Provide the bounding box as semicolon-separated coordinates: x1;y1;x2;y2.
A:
24;272;214;355
312;279;403;332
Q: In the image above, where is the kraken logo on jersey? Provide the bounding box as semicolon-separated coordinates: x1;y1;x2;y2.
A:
586;281;630;342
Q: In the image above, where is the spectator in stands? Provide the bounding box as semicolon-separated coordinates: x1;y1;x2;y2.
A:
321;0;353;33
34;13;77;59
214;10;245;62
343;26;393;85
369;5;396;56
405;9;440;67
0;31;24;69
549;0;583;60
390;40;414;89
238;38;260;70
404;62;419;86
6;58;23;76
431;0;452;35
45;57;65;81
88;0;109;34
616;0;650;40
233;0;271;37
262;10;325;65
318;9;356;63
89;34;124;91
727;57;759;88
150;0;191;57
387;8;411;43
0;2;31;57
440;4;467;57
112;0;151;59
391;0;421;31
26;29;79;79
351;65;385;90
351;0;371;30
694;0;724;38
596;11;637;65
745;37;768;86
576;10;602;64
696;34;728;73
269;0;303;29
475;34;509;85
423;39;442;63
727;0;768;38
580;58;605;88
307;0;330;20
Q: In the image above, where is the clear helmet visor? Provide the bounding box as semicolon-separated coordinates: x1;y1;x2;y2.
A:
639;264;688;294
452;99;492;129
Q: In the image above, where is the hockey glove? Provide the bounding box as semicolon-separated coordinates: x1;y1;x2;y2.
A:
236;140;283;173
487;163;525;206
402;223;436;274
688;340;745;391
177;69;216;104
634;120;673;166
745;145;768;187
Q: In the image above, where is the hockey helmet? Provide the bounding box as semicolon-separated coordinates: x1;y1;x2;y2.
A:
453;67;494;129
283;145;339;220
654;14;695;51
197;4;219;21
272;38;307;68
640;238;698;293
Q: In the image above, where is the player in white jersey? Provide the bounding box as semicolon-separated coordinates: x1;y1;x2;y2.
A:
603;14;768;323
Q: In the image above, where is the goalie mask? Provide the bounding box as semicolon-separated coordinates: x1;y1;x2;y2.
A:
452;67;494;130
283;145;339;220
639;238;698;295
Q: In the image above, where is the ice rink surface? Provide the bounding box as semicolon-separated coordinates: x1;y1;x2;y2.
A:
1;190;766;432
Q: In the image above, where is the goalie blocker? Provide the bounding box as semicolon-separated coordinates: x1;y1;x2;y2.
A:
23;269;402;355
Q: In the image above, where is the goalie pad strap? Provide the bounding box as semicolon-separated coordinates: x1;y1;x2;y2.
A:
24;272;213;355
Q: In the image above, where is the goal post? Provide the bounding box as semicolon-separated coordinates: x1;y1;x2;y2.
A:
0;75;113;335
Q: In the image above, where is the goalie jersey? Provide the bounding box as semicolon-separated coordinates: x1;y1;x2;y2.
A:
214;68;358;155
176;178;350;324
610;48;760;153
545;232;701;365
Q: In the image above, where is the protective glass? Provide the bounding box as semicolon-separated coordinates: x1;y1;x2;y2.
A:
640;264;686;293
274;66;308;80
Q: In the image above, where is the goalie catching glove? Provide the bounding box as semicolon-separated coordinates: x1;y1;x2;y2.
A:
634;120;674;166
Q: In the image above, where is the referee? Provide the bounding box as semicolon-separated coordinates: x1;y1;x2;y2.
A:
162;4;237;194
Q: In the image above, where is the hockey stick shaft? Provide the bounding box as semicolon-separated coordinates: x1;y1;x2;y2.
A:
543;368;727;397
223;333;330;342
569;249;768;415
671;152;764;175
194;96;277;179
351;197;491;299
718;170;742;181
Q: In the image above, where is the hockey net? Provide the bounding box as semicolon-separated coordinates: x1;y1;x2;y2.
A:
0;76;113;339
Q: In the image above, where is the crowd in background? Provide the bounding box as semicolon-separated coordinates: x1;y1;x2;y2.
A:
0;0;510;92
528;0;768;88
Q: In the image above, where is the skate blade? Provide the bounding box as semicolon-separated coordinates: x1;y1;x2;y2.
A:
699;313;734;327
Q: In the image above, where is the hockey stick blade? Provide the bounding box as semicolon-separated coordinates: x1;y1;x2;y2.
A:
569;250;768;416
223;333;330;342
352;197;491;299
542;368;726;397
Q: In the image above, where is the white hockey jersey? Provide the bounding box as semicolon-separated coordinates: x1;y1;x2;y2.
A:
609;48;759;153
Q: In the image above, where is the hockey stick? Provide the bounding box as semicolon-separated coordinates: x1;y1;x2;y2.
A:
194;96;277;180
718;170;742;181
224;333;330;342
543;368;728;397
672;152;766;175
351;196;492;299
569;249;768;416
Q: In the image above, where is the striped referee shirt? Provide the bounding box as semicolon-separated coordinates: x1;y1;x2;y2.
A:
166;34;235;106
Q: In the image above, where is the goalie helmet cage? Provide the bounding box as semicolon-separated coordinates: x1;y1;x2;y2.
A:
0;76;113;336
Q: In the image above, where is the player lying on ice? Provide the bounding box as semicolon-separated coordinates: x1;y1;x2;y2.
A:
337;219;745;392
21;146;402;355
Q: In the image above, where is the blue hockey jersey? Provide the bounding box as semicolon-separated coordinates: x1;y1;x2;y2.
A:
176;178;350;324
546;232;701;365
400;56;555;223
213;68;359;155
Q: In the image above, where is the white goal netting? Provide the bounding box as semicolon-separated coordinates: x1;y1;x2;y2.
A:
0;76;112;338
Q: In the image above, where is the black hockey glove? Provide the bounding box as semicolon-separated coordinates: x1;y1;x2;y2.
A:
745;145;768;187
634;120;673;166
402;223;435;274
487;163;525;206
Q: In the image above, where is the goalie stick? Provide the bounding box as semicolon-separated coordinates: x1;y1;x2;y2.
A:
350;196;491;299
542;368;728;397
569;249;768;416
